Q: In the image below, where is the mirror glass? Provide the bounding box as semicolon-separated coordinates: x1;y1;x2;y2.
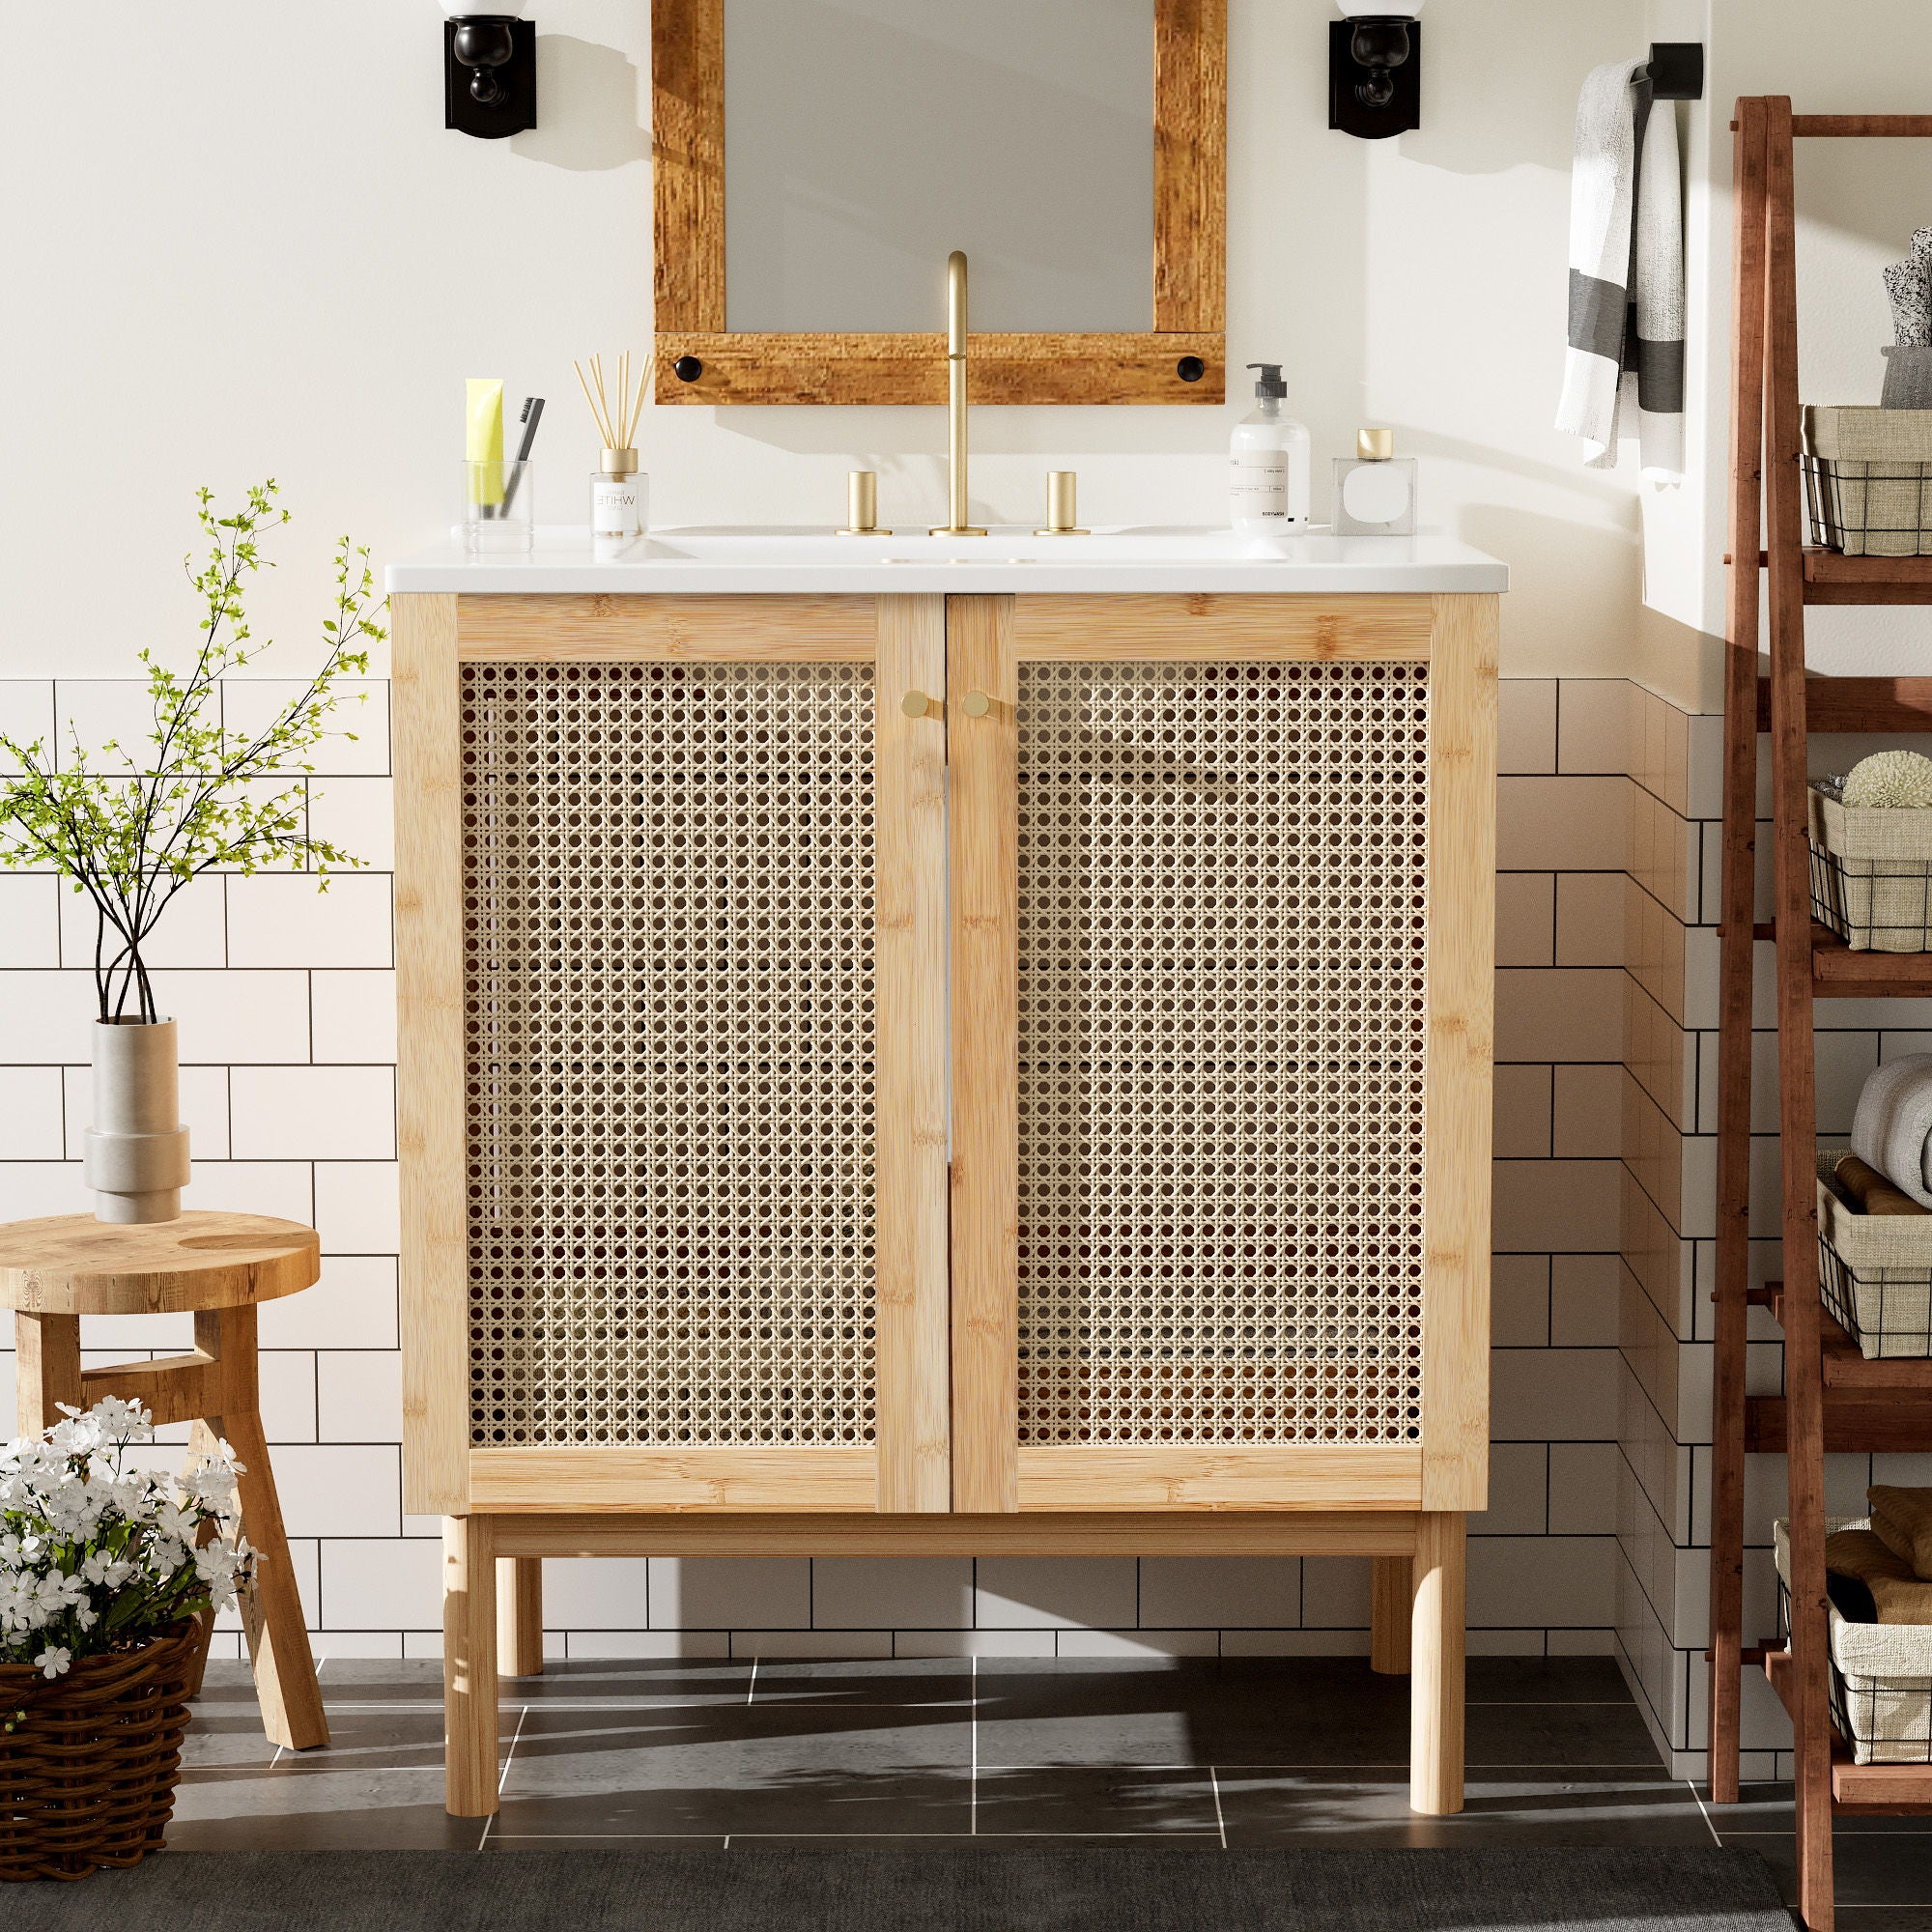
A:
724;0;1155;334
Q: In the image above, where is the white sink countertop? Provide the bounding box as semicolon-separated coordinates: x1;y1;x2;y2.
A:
385;526;1510;595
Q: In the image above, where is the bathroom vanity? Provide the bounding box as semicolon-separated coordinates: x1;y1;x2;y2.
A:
387;530;1505;1819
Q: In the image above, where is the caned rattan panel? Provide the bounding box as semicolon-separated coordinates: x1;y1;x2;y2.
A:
460;662;877;1447
1016;659;1430;1447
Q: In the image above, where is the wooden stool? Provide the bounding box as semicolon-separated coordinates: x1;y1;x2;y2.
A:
0;1210;329;1751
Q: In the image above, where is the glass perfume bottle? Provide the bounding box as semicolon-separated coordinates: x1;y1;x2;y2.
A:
1332;428;1417;536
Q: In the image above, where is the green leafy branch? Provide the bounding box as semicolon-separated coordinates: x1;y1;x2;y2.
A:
0;483;384;1024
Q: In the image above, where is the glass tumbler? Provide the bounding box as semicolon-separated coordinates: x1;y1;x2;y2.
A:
464;459;534;554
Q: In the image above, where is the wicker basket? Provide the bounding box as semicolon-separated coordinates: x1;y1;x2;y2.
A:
0;1623;199;1882
1808;783;1932;952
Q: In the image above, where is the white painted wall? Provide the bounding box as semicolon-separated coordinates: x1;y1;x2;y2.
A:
2;0;1647;683
0;0;1721;1662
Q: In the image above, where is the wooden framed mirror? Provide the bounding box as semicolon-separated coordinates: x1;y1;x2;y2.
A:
651;0;1225;406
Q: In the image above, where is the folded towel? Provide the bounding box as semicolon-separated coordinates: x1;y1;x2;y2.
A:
1825;1527;1932;1624
1870;1485;1932;1578
1835;1151;1932;1215
1851;1053;1932;1209
1557;60;1685;481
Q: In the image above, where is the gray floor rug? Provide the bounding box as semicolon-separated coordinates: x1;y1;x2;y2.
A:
6;1847;1790;1931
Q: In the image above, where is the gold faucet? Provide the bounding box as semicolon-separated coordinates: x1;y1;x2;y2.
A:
931;250;985;536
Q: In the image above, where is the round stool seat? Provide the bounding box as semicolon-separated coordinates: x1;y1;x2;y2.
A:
0;1211;320;1316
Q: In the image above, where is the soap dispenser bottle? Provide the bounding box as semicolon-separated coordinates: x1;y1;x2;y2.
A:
1229;363;1311;536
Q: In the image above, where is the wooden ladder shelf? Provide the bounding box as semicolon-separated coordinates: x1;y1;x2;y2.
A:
1707;98;1932;1932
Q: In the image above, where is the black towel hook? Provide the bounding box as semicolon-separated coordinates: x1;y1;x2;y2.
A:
1639;43;1704;102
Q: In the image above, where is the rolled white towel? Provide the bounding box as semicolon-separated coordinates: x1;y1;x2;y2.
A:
1851;1053;1932;1209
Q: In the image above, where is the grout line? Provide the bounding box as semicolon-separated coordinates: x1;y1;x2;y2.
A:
745;1658;759;1706
1686;1779;1723;1848
1208;1766;1228;1849
970;1654;979;1837
478;1702;529;1849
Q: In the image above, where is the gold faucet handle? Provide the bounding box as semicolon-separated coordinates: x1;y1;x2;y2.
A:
1036;469;1089;537
838;469;890;536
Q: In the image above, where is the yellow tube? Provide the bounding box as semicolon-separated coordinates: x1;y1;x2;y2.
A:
467;378;505;509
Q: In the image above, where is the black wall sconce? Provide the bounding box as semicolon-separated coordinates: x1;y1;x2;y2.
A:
445;14;537;138
1329;4;1424;141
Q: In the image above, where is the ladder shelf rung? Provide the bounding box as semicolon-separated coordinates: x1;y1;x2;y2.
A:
1765;1649;1932;1810
1810;925;1932;997
1725;921;1932;995
1766;1293;1932;1390
1755;674;1932;732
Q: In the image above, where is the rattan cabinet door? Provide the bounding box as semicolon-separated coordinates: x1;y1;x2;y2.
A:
949;593;1492;1514
399;593;950;1515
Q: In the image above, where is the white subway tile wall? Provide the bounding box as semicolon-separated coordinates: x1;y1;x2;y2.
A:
0;674;1640;1677
1604;691;1932;1782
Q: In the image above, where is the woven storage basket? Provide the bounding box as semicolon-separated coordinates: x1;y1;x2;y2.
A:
1817;1151;1932;1358
1808;784;1932;952
0;1623;198;1882
1776;1519;1932;1765
1803;406;1932;556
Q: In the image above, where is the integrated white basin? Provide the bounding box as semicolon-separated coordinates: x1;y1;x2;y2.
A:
388;526;1509;595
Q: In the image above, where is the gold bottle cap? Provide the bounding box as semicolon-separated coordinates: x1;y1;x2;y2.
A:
1356;428;1395;462
601;447;639;475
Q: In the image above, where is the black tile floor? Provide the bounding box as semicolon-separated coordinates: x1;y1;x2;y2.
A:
168;1658;1932;1926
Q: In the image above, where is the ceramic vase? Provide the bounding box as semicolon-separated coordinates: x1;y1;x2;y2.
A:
83;1018;191;1224
1881;345;1932;409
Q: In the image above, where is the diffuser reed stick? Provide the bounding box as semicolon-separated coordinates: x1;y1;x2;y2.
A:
572;351;649;450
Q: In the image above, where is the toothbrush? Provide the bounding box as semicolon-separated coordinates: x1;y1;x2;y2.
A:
497;396;545;515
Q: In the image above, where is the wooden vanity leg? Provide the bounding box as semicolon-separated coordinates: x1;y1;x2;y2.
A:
1409;1511;1466;1816
1370;1554;1413;1674
497;1558;545;1677
445;1515;500;1817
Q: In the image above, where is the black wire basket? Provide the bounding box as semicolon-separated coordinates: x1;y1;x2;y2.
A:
1814;1153;1932;1361
1808;778;1932;953
1778;1568;1932;1766
1804;452;1932;557
1819;1236;1932;1356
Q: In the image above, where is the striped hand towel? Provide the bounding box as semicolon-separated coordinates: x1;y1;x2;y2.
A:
1557;60;1685;481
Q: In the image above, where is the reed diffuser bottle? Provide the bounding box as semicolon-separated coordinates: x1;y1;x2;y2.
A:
575;351;649;550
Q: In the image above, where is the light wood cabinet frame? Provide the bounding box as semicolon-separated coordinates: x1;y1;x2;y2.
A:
650;0;1226;405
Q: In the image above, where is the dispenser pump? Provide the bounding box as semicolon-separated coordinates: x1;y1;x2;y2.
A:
1229;362;1310;534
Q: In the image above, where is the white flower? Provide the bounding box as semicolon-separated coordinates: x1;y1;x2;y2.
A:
88;1398;152;1445
0;1398;262;1673
79;1550;131;1590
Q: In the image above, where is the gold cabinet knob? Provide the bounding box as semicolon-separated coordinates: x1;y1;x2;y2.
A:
961;691;992;718
901;690;939;719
